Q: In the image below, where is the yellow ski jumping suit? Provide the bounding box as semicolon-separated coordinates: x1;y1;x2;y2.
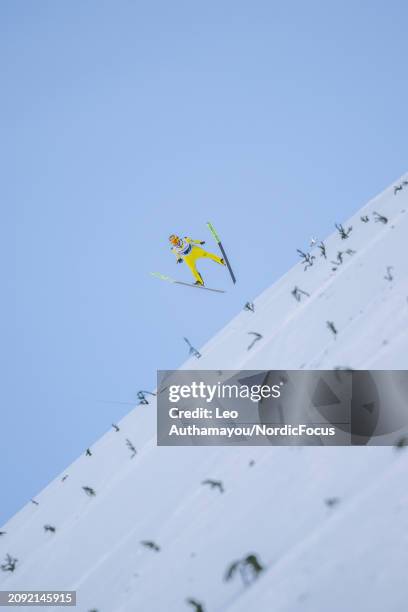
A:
171;237;224;285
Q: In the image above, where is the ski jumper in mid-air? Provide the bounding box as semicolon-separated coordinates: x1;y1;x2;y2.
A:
169;234;225;285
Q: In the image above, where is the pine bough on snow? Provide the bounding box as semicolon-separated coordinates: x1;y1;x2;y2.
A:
186;598;205;612
184;337;202;359
137;390;156;405
318;242;327;258
141;540;160;552
325;497;340;508
296;249;315;270
291;286;310;302
125;439;137;458
247;332;262;351
224;554;264;586
384;266;393;281
82;486;96;497
335;223;352;240
373;211;388;224
1;554;18;572
201;479;225;493
326;321;338;337
393;181;407;195
331;250;355;266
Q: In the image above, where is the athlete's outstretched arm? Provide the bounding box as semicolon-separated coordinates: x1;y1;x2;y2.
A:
185;237;205;245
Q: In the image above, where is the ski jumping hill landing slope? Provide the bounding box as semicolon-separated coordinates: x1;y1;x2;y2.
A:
1;174;408;612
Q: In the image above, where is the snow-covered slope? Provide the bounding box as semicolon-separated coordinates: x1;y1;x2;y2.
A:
2;175;408;612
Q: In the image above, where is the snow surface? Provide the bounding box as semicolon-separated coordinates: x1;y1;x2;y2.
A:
2;174;408;611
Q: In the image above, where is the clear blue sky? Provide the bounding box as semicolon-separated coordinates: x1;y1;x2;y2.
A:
2;0;407;524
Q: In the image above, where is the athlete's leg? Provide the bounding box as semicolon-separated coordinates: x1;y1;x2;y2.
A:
201;250;225;265
183;256;204;285
191;246;225;265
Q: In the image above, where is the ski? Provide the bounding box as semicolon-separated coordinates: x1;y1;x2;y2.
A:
206;221;236;284
150;272;226;293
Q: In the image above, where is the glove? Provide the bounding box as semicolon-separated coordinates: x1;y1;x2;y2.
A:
200;241;206;245
177;258;183;264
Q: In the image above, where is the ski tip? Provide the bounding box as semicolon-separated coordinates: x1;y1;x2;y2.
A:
151;272;173;282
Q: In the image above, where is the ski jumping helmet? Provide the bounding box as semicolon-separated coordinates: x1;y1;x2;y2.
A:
169;234;180;245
